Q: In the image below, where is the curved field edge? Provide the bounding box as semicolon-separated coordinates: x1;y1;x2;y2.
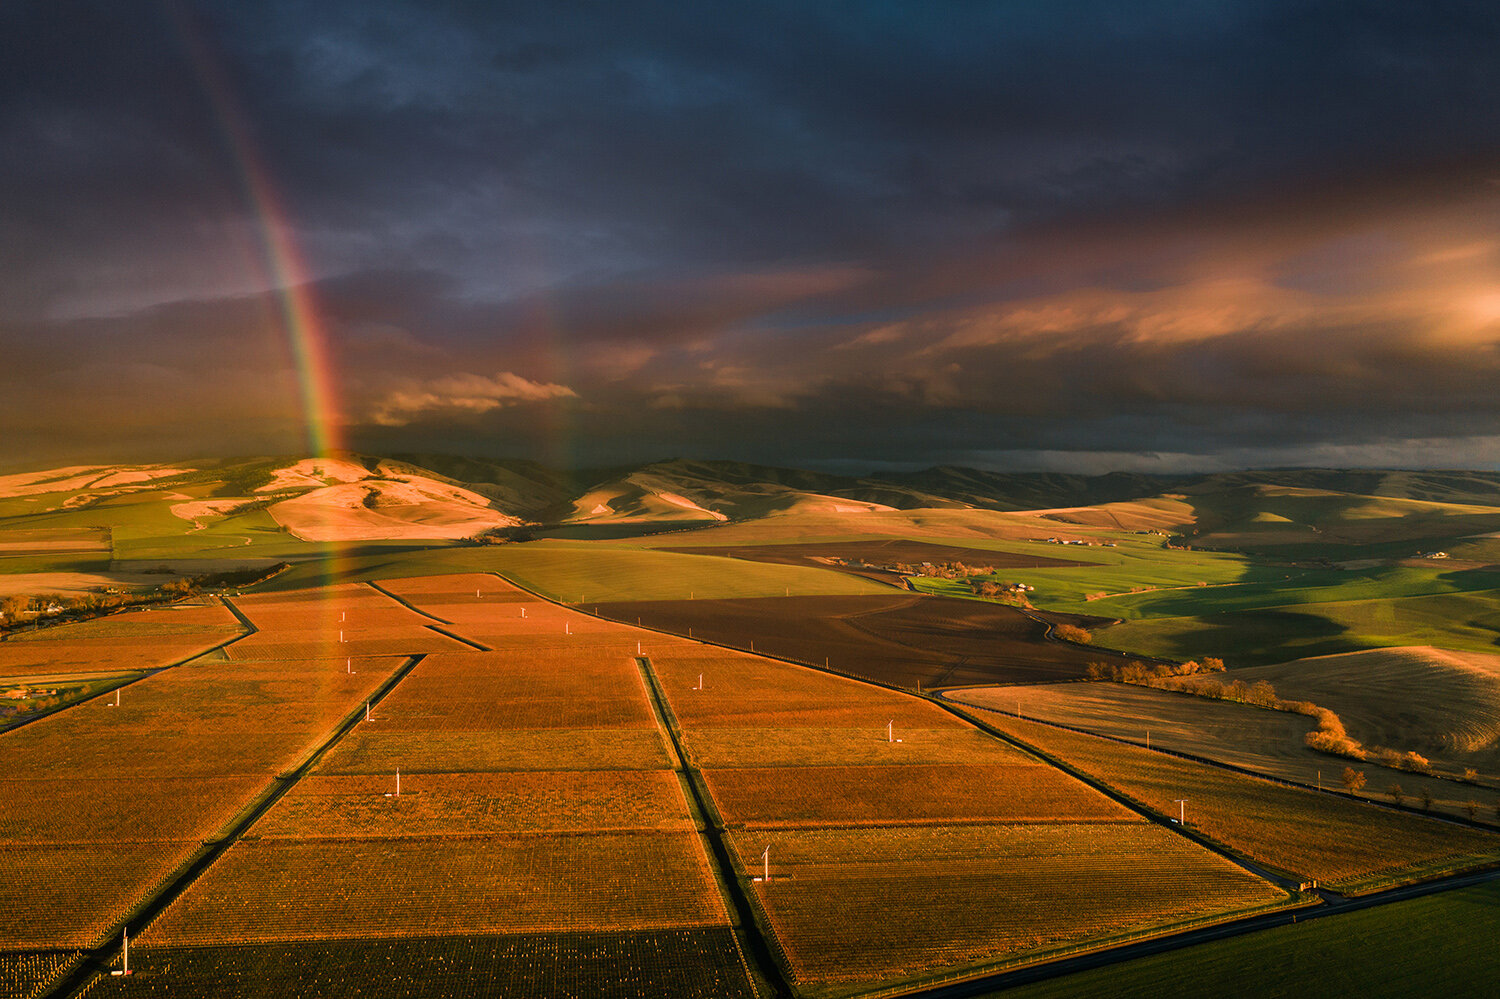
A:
985;876;1500;999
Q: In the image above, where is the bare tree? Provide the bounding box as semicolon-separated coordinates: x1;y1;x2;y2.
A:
1419;787;1433;811
1342;767;1366;793
1388;784;1404;807
1466;800;1479;820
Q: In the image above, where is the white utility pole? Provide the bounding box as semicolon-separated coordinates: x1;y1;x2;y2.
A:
762;846;771;882
110;928;130;976
1173;799;1187;825
696;674;703;690
396;768;401;797
887;720;894;743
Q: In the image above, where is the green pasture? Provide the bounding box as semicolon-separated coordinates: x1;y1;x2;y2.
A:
993;877;1500;999
912;542;1500;665
259;540;891;603
1103;588;1500;666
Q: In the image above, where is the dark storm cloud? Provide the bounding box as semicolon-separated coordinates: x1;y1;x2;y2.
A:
3;1;1500;469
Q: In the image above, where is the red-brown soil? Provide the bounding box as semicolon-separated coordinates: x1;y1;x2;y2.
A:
593;593;1130;687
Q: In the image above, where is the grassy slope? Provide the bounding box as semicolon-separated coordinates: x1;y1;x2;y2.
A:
909;535;1500;665
260;541;891;602
992;878;1500;999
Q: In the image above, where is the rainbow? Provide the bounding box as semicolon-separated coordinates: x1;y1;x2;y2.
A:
168;5;343;460
169;6;352;600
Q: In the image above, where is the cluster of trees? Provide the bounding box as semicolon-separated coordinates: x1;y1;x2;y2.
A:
468;525;536;545
1053;623;1093;644
894;561;999;579
966;578;1033;607
1088;655;1449;779
1085;657;1225;684
0;685;73;721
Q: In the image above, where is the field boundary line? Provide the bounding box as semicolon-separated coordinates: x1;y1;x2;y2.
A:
943;691;1500;836
943;698;1500;896
0;596;256;739
636;655;791;999
365;579;454;624
933;699;1305;890
41;653;429;999
421;623;491;651
484;571;1324;995
364;580;493;650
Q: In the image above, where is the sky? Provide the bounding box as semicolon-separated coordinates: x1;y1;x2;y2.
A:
3;1;1500;473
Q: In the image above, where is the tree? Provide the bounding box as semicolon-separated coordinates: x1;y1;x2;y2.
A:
1388;784;1404;807
0;594;26;623
1463;768;1479;784
1054;624;1092;644
1419;786;1433;811
1466;800;1479;820
1342;767;1366;793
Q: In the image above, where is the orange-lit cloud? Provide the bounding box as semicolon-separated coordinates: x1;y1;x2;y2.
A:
367;372;577;427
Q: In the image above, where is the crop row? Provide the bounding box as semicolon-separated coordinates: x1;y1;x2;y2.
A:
0;634;237;678
223;636;466;660
702;763;1136;827
3;601;239;643
729;824;1286;983
78;928;757;999
0;841;192;948
985;712;1500;892
0;949;79;999
0;775;263;845
250;771;695;838
141;833;729;945
317;725;675;774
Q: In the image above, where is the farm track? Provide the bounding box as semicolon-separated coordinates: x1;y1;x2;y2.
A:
40;653;429;999
0;597;255;738
635;655;789;999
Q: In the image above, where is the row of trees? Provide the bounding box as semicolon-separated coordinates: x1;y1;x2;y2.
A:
1085;657;1226;684
1087;656;1449;778
1342;767;1490;818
